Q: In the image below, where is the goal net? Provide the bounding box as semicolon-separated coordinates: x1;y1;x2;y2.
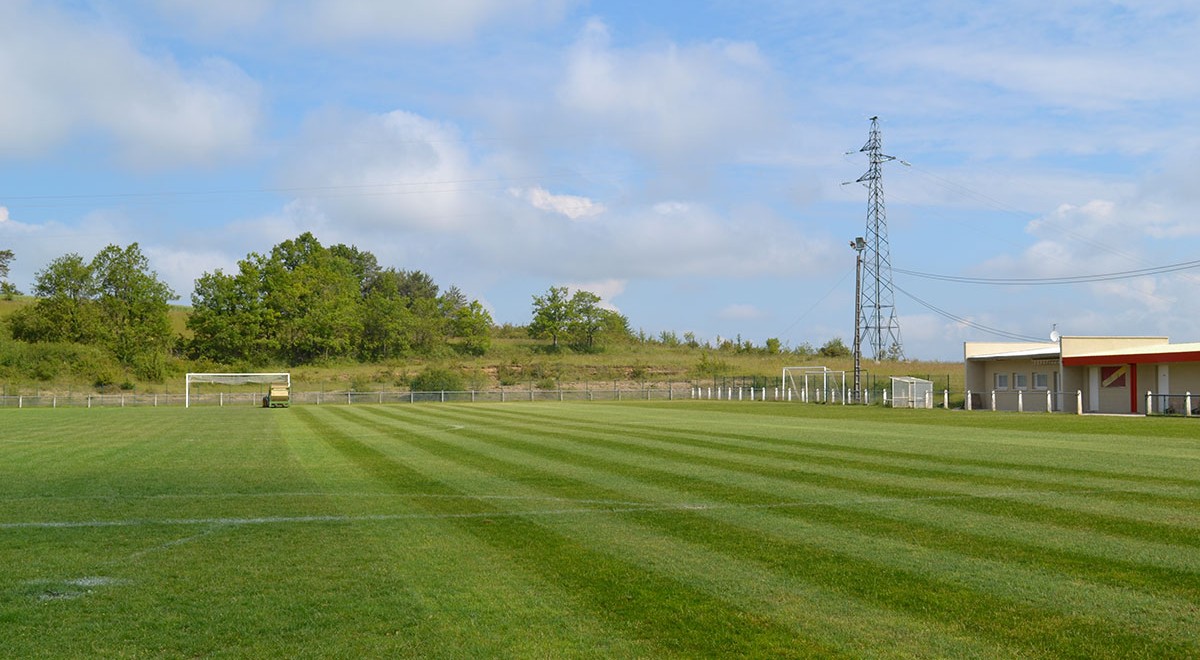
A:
890;376;933;409
782;366;846;403
185;373;291;408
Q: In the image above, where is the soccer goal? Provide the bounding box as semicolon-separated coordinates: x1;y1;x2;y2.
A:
185;373;291;408
782;366;847;403
890;376;933;409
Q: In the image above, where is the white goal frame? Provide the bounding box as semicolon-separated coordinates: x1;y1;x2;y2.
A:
185;373;291;408
890;376;933;409
782;366;847;403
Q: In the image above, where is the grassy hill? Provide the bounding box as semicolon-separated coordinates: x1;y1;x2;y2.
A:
0;297;960;395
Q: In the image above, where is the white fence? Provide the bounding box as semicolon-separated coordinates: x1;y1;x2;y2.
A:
5;387;1196;417
0;384;695;409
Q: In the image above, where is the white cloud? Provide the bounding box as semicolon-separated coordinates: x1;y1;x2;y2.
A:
556;19;784;164
510;186;605;220
719;304;766;321
0;4;260;167
561;279;625;311
146;0;573;42
282;109;480;231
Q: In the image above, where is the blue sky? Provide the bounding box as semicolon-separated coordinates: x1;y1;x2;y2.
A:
2;1;1199;360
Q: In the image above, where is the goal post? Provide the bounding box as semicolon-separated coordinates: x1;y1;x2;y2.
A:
185;373;291;408
782;366;846;403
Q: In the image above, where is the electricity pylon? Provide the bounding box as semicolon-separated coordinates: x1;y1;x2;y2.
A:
853;116;904;361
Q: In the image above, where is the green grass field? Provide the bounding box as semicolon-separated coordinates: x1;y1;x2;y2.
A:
2;402;1198;658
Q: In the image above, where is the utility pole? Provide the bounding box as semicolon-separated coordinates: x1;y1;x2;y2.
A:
853;116;904;361
851;237;865;401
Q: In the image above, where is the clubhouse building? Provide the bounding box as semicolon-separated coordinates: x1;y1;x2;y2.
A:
964;336;1200;414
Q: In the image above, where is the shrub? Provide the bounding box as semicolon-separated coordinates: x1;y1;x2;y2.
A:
410;367;464;392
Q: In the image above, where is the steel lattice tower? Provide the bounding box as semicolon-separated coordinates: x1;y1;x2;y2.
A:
854;116;904;361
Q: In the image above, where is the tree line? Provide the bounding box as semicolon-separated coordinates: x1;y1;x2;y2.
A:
0;233;642;382
3;233;858;386
186;232;493;366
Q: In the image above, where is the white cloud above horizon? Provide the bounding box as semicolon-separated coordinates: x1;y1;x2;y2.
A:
4;2;1200;359
0;3;260;167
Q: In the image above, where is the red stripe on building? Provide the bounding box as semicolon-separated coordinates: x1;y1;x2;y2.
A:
1063;351;1200;367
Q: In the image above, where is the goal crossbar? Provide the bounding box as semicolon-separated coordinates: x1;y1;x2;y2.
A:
185;373;291;408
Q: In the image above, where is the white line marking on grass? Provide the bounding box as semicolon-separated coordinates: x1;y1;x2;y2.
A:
0;487;1137;530
24;576;128;601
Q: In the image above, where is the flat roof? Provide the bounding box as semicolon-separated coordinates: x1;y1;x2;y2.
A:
1062;342;1200;366
966;347;1060;361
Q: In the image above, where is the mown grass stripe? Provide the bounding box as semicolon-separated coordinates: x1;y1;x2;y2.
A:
465;404;1200;505
344;404;1200;652
325;406;1023;658
417;404;1200;578
296;407;839;658
488;402;1200;488
401;404;1200;552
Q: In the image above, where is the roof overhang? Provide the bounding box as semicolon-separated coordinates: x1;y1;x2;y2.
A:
1062;342;1200;366
966;347;1060;361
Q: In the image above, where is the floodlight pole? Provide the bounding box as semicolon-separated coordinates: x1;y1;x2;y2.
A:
851;237;866;402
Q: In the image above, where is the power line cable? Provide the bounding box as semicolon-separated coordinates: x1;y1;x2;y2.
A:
893;258;1200;286
893;283;1043;342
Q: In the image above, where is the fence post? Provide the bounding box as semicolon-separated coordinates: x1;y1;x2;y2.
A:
1017;390;1023;413
347;392;351;405
18;396;21;409
943;389;949;409
88;395;92;409
990;390;996;412
966;390;972;411
1146;390;1152;415
1187;392;1193;417
1076;390;1083;415
1046;388;1052;413
220;392;224;407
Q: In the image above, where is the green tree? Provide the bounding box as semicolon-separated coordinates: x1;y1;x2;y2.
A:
818;337;851;358
263;234;362;363
529;286;572;349
8;245;175;378
8;253;101;344
329;243;381;294
0;249;18;299
90;244;176;368
187;258;274;364
566;290;629;351
450;300;493;355
395;269;439;302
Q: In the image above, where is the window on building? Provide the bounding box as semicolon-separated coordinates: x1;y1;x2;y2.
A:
994;373;1009;390
1014;373;1029;390
1033;372;1049;390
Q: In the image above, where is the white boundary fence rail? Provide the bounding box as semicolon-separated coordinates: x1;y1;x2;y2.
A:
6;387;1195;416
0;383;700;408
